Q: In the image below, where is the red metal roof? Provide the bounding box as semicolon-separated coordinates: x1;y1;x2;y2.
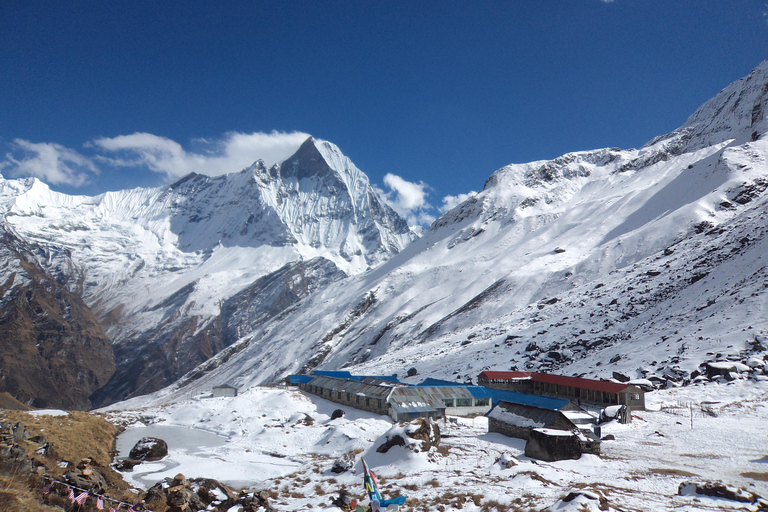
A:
478;371;631;394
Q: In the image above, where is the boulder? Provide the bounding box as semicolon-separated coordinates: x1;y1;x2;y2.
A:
331;409;345;420
376;418;440;454
331;451;356;473
129;436;168;461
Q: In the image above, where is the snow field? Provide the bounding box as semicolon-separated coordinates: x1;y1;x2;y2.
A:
108;380;768;511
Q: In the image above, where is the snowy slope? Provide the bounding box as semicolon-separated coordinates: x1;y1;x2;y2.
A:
104;381;768;512
144;61;768;399
0;137;416;404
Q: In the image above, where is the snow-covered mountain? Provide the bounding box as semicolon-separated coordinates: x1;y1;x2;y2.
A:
141;61;768;403
4;63;768;409
0;137;416;407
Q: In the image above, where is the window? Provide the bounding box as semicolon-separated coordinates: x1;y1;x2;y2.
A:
456;398;472;407
366;397;370;406
631;393;640;401
474;398;489;406
442;398;454;407
338;391;343;399
378;399;383;408
346;392;351;401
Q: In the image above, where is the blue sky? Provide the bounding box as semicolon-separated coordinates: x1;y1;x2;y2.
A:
1;1;766;225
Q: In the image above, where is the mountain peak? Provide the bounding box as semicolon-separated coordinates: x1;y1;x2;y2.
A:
646;61;768;152
279;136;332;180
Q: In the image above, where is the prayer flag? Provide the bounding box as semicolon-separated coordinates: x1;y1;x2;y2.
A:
75;490;90;505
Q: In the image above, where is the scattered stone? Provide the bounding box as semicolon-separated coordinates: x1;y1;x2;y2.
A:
114;458;142;471
129;436;168;461
331;451;356;473
406;367;418;377
331;409;345;420
679;480;766;508
64;458;108;494
496;452;518;468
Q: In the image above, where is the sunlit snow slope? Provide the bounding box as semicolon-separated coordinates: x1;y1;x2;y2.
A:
0;137;415;406
150;61;768;401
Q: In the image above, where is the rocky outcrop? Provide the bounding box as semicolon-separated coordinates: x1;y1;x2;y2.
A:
144;473;270;512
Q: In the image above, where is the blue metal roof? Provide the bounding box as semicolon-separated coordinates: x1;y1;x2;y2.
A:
358;375;400;383
484;388;569;410
288;375;314;384
312;370;354;379
416;377;466;387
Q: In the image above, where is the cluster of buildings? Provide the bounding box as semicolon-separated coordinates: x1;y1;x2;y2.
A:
287;369;647;461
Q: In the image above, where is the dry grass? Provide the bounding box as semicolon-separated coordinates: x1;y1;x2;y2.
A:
648;467;699;477
1;409;137;506
0;472;60;512
0;393;33;411
741;471;768;482
3;410;119;468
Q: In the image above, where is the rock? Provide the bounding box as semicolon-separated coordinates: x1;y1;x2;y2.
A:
64;460;108;494
12;422;29;442
376;434;406;453
496;452;518;468
331;409;345;420
406;418;440;452
114;458;142;471
561;490;608;510
406;367;418;377
129;436;168;461
678;480;765;506
331;451;355;473
601;434;616;441
612;371;630;382
376;418;441;454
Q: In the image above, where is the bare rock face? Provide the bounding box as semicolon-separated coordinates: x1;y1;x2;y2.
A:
129;437;168;461
0;227;115;410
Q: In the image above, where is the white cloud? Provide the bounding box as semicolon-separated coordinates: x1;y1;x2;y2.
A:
376;173;437;228
92;130;310;180
440;191;477;213
1;139;98;186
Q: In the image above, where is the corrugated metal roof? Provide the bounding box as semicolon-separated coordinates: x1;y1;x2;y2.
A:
308;376;395;399
390;401;437;414
479;371;632;394
484;388;570;410
391;386;474;403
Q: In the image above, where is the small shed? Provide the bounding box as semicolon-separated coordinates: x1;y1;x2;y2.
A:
212;384;239;398
524;428;600;461
487;400;578;440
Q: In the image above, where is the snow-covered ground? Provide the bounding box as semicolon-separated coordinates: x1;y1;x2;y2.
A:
106;380;768;511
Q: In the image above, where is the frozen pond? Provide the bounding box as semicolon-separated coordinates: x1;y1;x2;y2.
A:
116;424;233;488
116;424;227;458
